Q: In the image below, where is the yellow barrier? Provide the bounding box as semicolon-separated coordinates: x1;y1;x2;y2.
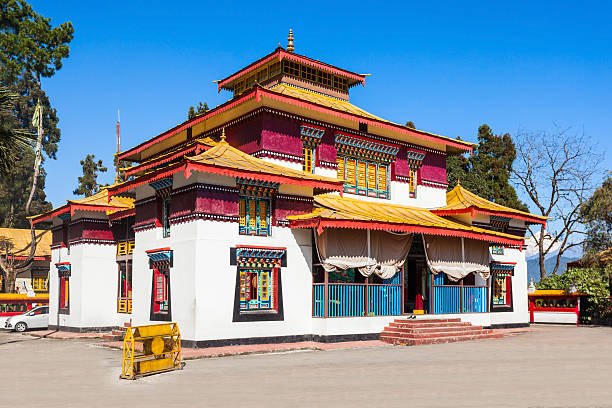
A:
120;322;182;380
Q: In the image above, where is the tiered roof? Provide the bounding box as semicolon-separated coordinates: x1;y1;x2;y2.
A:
110;136;343;196
32;188;135;224
288;194;525;246
217;46;366;93
432;184;547;225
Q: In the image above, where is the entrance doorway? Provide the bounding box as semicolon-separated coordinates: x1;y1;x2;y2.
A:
403;236;428;314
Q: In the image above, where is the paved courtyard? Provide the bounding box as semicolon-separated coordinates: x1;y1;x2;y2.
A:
1;325;611;408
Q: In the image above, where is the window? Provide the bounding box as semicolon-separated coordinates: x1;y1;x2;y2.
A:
491;272;513;312
32;274;48;292
239;269;277;312
59;276;69;314
151;266;170;319
162;197;171;238
269;62;281;77
409;168;417;198
256;67;268;83
239;196;271;236
117;261;132;314
303;145;315;173
337;156;389;198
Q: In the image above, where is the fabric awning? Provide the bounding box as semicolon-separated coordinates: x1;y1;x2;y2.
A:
315;228;413;279
423;235;491;281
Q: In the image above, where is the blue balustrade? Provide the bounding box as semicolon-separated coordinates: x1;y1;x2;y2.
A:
328;284;365;317
313;284;325;317
367;285;402;316
312;282;402;318
433;285;461;314
462;286;487;313
433;285;488;314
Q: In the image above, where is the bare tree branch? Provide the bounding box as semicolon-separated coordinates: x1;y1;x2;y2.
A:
512;127;601;279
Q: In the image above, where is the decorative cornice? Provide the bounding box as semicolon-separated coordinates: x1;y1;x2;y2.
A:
252;150;302;163
318;160;338;169
276;194;313;203
421;179;448;189
67;238;116;246
170;212;238;225
172;182;238;196
335;132;400;162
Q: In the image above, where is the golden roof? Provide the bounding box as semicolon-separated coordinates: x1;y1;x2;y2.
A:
0;228;51;257
288;193;525;245
31;188;135;224
434;184;547;224
268;83;387;122
185;138;343;188
68;188;135;213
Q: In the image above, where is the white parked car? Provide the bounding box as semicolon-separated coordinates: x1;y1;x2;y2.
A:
4;306;49;332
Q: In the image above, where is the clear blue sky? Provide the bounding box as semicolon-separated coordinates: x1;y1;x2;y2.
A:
32;1;611;208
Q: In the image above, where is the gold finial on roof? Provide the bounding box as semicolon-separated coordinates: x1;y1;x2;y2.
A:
287;29;294;53
220;127;226;142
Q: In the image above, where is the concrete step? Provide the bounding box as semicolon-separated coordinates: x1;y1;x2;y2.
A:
394;318;462;324
380;329;492;340
385;324;483;334
389;321;472;329
380;332;503;346
381;327;488;338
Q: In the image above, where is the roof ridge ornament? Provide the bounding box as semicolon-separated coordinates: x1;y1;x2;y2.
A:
220;127;227;142
287;28;294;53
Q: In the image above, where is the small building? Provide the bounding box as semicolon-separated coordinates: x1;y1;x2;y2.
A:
0;227;51;294
33;33;546;344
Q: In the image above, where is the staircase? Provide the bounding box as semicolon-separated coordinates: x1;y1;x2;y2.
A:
102;322;131;342
379;318;503;346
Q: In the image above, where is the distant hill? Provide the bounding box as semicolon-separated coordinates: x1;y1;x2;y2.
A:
527;255;580;282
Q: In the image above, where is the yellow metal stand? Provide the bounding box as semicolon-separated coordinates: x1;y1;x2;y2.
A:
120;322;182;380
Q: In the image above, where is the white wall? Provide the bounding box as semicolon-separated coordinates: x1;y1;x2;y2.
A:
48;243;129;330
532;312;578;324
490;247;530;326
132;220;320;342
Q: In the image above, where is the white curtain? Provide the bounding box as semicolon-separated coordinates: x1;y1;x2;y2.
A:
423;235;491;281
315;229;413;279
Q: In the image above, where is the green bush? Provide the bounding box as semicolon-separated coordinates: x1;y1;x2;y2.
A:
537;266;612;323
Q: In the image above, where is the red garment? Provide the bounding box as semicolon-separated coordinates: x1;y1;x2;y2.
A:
415;293;424;310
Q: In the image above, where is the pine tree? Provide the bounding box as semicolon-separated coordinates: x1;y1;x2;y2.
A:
73;154;107;197
447;124;528;211
0;0;74;227
187;101;209;119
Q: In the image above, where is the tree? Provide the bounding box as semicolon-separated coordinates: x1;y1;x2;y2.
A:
580;175;612;255
187;101;209;119
0;1;73;292
513;128;602;279
447;124;528;211
74;154;107;197
537;266;611;323
0;0;74;227
0;86;34;175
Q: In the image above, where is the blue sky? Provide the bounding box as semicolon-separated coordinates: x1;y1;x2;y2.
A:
32;1;611;208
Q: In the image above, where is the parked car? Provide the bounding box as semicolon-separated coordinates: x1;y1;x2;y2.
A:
4;306;49;332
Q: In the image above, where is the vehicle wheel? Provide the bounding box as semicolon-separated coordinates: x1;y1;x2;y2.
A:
14;322;27;332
